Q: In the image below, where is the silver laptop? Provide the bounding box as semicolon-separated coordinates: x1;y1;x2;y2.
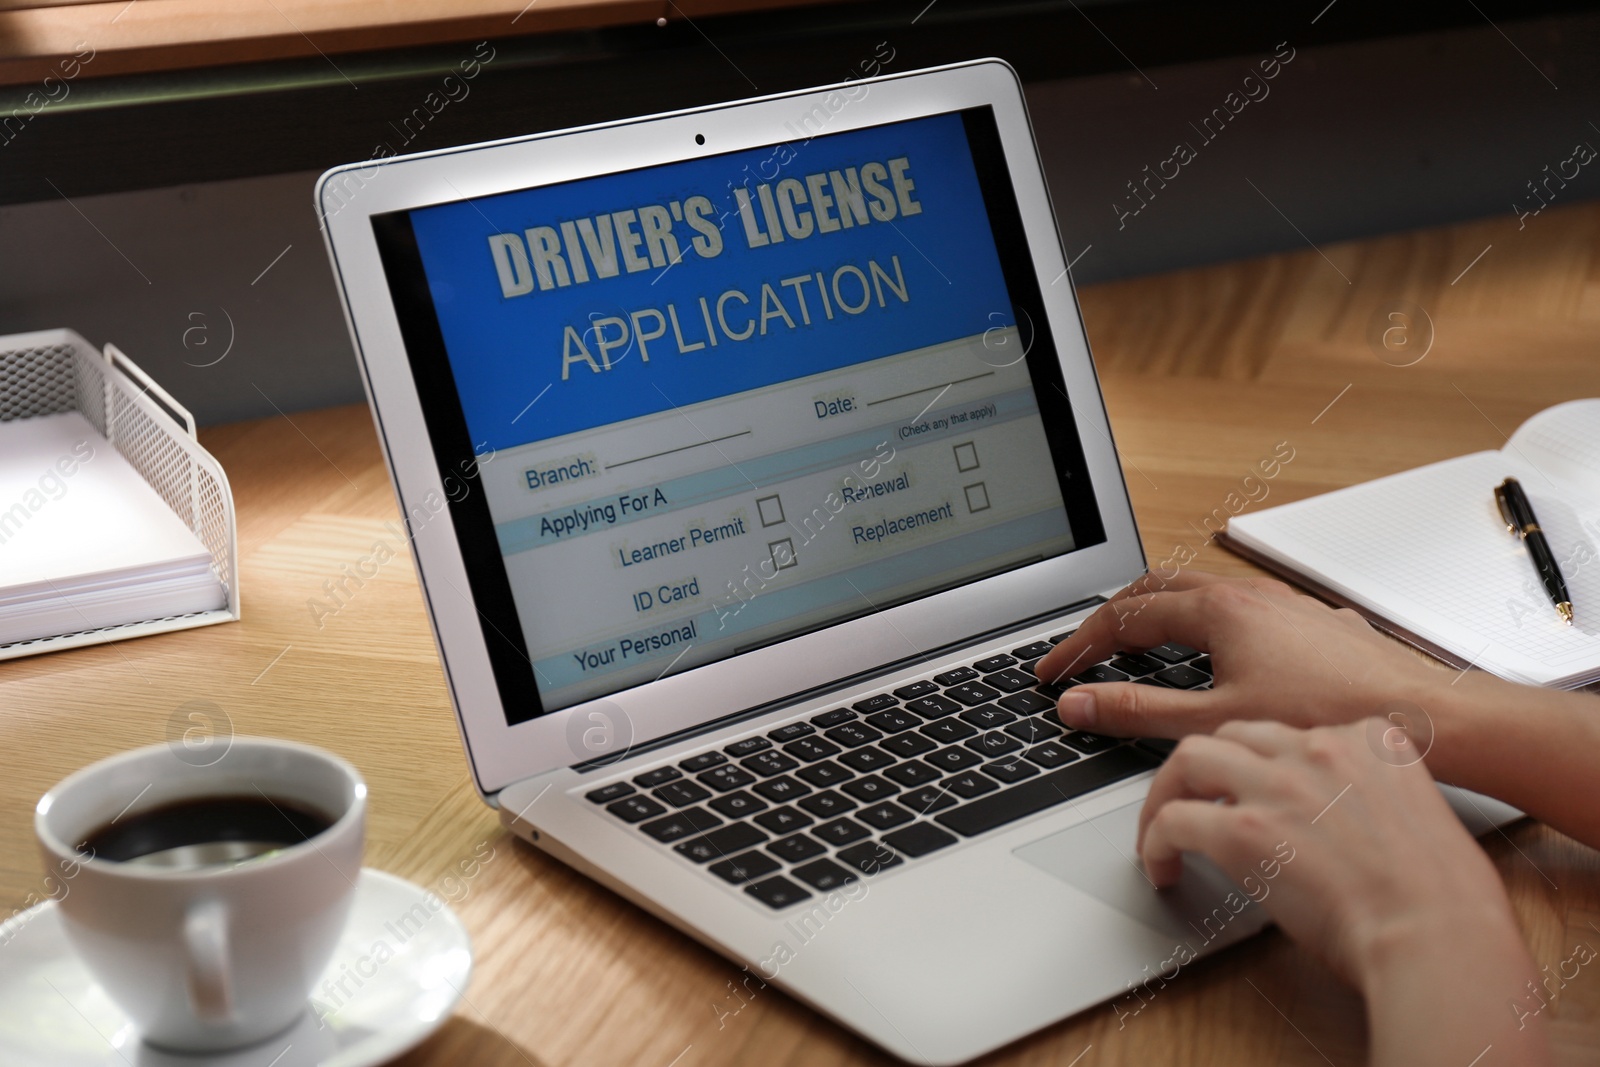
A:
316;60;1514;1063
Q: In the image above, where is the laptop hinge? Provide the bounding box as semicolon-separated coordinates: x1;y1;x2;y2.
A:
568;594;1106;773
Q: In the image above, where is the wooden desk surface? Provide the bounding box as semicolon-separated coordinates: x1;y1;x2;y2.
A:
0;0;845;85
5;201;1600;1065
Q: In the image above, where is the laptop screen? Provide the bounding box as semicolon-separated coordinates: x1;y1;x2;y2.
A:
372;107;1106;724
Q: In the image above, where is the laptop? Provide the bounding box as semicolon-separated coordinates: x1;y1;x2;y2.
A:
316;59;1517;1063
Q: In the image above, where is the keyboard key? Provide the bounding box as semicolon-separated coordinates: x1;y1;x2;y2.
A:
680;751;728;772
947;682;1003;706
792;858;858;891
724;736;771;758
865;708;921;733
795;760;853;787
1048;630;1075;643
634;766;681;788
938;747;1159;837
1153;664;1210;689
709;850;781;884
825;722;883;748
837;840;903;875
850;694;898;714
752;775;810;803
755;806;814;834
943;772;999;799
812;817;871;847
921;718;978;744
1136;738;1179;759
904;694;962;718
840;775;900;802
1148;643;1200;664
883;821;958;858
608;795;667;823
1072;664;1130;685
925;746;982;772
1109;653;1164;677
784;737;842;762
883;760;942;787
981;758;1040;784
999;690;1054;715
899;785;958;814
893;680;939;700
709;791;768;818
1135;676;1172;688
1004;718;1060;744
839;746;896;773
654;780;712;807
966;731;1023;758
1024;740;1080;769
973;653;1017;672
1011;641;1054;660
881;731;937;758
812;708;858;727
856;801;914;831
798;789;856;817
959;704;1016;729
744;875;811;909
1063;730;1121;755
1192;656;1213;676
983;668;1036;693
640;807;723;842
769;722;815;742
743;750;800;776
586;781;635;804
932;666;979;686
700;765;758;792
767;831;826;862
674;823;769;863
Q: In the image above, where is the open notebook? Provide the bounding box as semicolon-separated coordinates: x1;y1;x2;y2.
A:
1221;398;1600;689
0;411;225;645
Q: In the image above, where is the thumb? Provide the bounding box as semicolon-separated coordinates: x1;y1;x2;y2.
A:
1054;682;1220;739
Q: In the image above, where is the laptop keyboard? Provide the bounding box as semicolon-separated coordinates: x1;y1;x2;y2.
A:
584;631;1211;910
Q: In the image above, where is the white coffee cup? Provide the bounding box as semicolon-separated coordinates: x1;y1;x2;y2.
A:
35;737;365;1053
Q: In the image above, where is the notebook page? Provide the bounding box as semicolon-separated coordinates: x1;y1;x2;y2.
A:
0;412;215;592
1227;451;1600;687
1506;398;1600;497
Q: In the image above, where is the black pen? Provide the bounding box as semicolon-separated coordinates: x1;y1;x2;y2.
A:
1495;477;1574;625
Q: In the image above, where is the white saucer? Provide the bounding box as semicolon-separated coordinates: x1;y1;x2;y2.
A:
0;868;472;1067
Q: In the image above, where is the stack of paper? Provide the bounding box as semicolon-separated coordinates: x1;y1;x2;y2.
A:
0;411;226;646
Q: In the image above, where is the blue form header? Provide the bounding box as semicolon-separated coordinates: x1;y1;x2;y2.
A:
407;112;1013;451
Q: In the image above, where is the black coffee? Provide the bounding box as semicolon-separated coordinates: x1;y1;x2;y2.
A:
82;795;335;869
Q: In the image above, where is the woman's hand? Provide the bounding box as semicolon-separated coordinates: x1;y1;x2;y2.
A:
1139;719;1549;1067
1034;570;1448;739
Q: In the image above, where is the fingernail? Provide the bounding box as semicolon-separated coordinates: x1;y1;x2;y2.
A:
1059;690;1097;727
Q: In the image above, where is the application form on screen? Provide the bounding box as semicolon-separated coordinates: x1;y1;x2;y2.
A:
405;112;1075;710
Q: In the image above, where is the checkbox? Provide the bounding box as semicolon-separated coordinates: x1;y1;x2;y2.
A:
757;494;785;527
964;482;990;514
769;538;798;570
953;441;980;472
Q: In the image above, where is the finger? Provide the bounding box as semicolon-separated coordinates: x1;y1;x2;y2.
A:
1140;799;1237;886
1057;680;1221;739
1213;719;1304;758
1035;589;1220;684
1136;734;1269;852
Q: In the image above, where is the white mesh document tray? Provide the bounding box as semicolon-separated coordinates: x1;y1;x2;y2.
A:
0;328;239;659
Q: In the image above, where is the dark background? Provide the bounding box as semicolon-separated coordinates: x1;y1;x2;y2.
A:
3;0;1597;423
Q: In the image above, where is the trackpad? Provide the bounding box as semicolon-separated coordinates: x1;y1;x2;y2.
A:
1014;802;1261;942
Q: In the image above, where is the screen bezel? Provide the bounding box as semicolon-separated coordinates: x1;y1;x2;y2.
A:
318;60;1146;796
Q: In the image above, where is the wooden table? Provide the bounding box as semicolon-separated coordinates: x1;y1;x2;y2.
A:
5;200;1600;1066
